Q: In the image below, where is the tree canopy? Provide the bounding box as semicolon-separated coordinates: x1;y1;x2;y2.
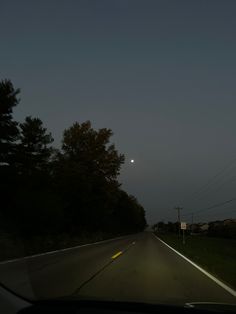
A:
0;78;146;241
0;79;20;165
61;121;124;180
17;116;54;175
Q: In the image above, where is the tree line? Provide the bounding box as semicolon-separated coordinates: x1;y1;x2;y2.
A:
0;79;146;243
153;220;236;239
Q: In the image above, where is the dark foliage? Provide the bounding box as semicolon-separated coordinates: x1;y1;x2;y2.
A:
0;79;19;165
0;79;146;241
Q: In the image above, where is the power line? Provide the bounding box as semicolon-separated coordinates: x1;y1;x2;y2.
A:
194;208;236;219
181;197;236;221
192;175;236;202
160;197;236;223
184;157;236;203
192;197;236;215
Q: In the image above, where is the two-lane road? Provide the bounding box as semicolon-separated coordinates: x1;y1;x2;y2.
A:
0;232;235;305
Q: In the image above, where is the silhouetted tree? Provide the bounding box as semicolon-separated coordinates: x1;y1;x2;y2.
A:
12;116;58;236
16;116;53;176
0;79;147;247
61;121;124;181
0;79;20;166
53;121;125;234
0;80;20;233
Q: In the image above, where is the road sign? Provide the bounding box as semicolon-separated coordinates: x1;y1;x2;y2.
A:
181;222;187;230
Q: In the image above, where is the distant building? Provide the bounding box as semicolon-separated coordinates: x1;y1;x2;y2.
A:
190;224;200;233
223;219;236;226
199;223;209;232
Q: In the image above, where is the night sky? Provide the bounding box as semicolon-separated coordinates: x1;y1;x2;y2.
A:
1;0;236;224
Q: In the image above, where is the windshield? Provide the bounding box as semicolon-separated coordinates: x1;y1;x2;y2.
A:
0;0;236;309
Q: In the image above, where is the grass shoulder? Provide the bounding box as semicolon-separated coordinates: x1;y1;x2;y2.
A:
156;232;236;289
0;231;133;262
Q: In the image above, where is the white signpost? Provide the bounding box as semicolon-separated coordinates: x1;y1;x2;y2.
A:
181;222;187;244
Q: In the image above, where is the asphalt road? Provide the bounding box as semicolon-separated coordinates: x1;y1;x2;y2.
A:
0;232;235;305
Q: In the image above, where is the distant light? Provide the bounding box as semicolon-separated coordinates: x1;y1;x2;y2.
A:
130;159;134;163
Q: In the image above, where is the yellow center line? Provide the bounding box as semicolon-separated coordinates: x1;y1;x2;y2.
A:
111;251;123;259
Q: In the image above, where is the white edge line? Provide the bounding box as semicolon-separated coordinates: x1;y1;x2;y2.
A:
186;302;236;305
153;234;236;298
0;235;128;265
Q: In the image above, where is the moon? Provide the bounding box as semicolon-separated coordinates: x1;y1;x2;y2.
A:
130;159;135;163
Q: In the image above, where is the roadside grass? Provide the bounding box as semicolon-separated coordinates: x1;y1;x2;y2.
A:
0;231;127;262
156;232;236;289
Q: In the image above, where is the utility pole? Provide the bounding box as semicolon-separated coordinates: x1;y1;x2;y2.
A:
175;207;183;238
191;213;194;234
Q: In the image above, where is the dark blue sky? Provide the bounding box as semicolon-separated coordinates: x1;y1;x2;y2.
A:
1;0;236;223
